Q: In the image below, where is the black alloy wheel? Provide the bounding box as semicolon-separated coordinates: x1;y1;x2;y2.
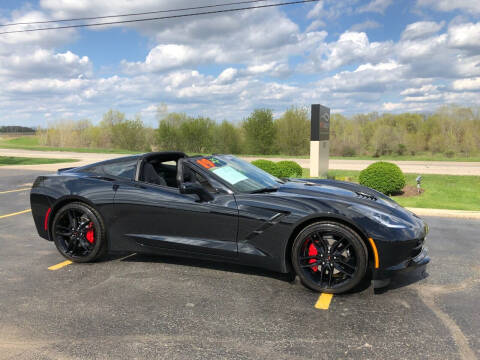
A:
52;202;107;262
292;221;368;293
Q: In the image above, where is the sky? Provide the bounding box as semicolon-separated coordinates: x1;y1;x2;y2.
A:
0;0;479;127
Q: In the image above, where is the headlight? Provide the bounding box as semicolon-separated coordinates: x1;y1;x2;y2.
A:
349;204;409;229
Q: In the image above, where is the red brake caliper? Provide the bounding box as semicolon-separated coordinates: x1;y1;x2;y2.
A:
308;242;318;272
86;222;95;244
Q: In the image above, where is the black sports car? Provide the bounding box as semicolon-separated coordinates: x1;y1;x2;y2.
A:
30;152;429;293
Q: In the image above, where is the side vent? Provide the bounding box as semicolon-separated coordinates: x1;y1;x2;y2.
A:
355;191;377;201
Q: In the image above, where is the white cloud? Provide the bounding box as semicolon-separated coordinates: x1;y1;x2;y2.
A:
215;68;238;84
315;61;406;94
4;78;87;95
306;0;358;30
346;62;404;92
400;85;439;96
0;10;76;55
382;102;403;111
123;21;327;76
39;0;163;20
452;77;480;91
307;1;324;18
417;0;480;14
448;22;480;51
401;21;444;40
302;31;393;72
244;62;292;78
395;24;480;79
0;50;91;79
350;20;381;32
306;19;327;32
404;94;443;102
122;44;216;74
397;34;447;59
358;0;393;14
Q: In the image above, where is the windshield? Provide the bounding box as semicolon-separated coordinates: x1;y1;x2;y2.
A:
193;155;282;193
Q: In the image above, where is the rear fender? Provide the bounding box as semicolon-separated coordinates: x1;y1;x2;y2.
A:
31;193;98;241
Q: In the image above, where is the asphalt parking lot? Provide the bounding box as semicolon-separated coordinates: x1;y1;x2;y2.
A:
1;169;479;360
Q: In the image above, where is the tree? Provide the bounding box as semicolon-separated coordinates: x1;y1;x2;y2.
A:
156;112;187;151
100;110;146;151
243;109;276;154
371;124;401;156
179;116;215;153
275;106;309;155
100;109;126;148
213;121;242;154
112;115;147;151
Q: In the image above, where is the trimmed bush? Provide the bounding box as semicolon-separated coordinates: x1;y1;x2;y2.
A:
251;159;278;175
273;160;303;178
359;161;406;195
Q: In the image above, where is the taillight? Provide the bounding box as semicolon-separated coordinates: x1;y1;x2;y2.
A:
44;208;52;231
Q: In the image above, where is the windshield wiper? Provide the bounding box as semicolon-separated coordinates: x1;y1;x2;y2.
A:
250;187;279;194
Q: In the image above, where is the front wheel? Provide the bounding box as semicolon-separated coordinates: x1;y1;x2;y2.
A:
292;221;368;294
51;202;107;262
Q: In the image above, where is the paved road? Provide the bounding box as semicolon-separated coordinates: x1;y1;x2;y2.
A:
2;148;480;175
244;156;480;176
1;169;479;360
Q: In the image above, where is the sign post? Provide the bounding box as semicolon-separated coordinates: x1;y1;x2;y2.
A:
310;104;330;178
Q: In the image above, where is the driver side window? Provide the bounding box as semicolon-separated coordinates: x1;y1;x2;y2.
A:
183;164;216;193
141;160;178;187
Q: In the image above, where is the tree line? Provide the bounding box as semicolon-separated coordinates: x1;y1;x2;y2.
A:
37;105;480;157
0;125;36;133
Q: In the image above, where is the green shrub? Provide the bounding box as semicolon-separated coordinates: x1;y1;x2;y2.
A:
273;160;303;178
396;144;407;155
341;145;356;157
444;150;455;158
359;161;406;195
251;159;278;175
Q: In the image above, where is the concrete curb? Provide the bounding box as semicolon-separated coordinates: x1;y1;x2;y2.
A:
407;207;480;219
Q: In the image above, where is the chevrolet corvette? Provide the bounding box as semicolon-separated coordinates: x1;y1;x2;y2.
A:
30;152;429;293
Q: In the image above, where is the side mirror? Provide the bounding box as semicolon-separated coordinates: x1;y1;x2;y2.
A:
179;182;214;202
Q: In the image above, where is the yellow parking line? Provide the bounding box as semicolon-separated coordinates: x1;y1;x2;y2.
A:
315;293;333;310
0;187;31;194
48;260;72;271
0;209;31;219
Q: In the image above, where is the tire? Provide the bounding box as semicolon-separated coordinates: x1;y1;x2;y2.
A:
51;202;108;263
291;221;368;294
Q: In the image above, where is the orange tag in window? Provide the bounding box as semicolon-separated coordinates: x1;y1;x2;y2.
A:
197;158;216;169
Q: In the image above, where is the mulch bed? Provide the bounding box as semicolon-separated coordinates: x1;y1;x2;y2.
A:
397;185;425;197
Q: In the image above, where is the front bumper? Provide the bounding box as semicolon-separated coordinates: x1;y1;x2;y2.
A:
372;246;430;288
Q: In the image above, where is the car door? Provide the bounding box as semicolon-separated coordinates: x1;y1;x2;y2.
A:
109;169;239;258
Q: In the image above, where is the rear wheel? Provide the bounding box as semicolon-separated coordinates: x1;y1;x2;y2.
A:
292;221;368;293
52;202;107;262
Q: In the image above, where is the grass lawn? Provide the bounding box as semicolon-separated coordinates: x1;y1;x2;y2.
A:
302;168;480;211
0;136;136;154
0;156;78;166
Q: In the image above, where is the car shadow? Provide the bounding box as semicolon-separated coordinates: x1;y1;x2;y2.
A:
106;253;428;294
107;251;297;284
374;267;429;294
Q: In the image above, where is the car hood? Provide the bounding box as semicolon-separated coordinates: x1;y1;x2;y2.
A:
273;178;423;226
277;178;394;205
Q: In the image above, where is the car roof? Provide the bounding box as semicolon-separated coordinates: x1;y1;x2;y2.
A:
141;151;187;162
66;151;187;172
